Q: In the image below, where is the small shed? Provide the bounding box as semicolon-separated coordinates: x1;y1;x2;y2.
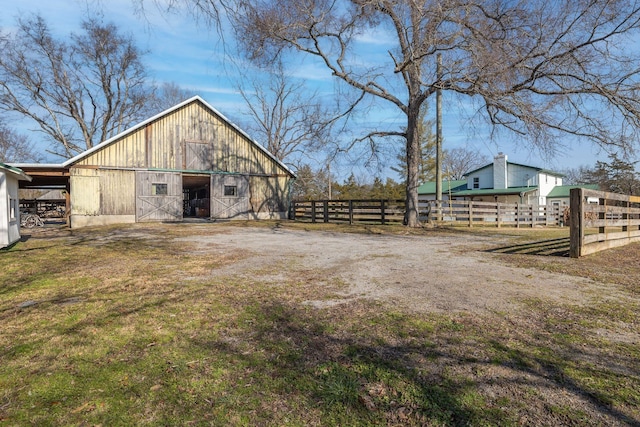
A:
0;163;32;248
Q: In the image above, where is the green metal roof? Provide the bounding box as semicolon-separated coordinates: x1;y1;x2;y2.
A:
546;184;599;198
0;162;32;181
452;186;538;196
417;180;467;195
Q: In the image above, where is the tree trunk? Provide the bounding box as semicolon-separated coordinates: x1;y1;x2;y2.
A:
404;102;421;227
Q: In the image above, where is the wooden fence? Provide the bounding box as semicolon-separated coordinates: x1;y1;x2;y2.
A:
291;199;564;227
570;188;640;257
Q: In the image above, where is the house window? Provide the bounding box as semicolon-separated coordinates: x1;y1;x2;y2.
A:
9;198;17;221
224;185;238;197
473;177;479;189
152;183;168;195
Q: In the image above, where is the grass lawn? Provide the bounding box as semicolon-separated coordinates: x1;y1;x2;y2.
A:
0;222;638;426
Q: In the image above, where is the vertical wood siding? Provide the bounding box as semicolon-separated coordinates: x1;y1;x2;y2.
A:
74;101;289;176
100;170;136;215
70;169;100;215
249;176;290;213
71;168;136;215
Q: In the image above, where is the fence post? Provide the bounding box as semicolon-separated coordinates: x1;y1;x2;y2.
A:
496;202;501;228
468;200;473;228
311;201;317;223
569;188;584;258
530;204;534;228
349;200;354;225
381;199;386;225
599;198;606;234
323;200;329;223
623;200;629;233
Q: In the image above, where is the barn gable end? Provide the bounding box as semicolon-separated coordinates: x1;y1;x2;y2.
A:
66;96;295;228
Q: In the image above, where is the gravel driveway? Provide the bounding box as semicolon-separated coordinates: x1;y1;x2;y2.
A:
180;226;614;314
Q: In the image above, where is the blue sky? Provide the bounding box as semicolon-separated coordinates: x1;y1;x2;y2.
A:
1;0;613;179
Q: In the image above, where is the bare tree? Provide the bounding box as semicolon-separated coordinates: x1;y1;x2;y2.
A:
221;0;640;226
0;118;43;163
443;147;489;181
0;15;153;158
146;81;197;116
562;165;598;186
236;61;335;162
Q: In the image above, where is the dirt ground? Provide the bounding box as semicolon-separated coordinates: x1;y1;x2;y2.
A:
173;225;626;314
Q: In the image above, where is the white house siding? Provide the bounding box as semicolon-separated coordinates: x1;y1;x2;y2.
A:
506;164;538;188
1;167;27;248
538;173;562;204
466;167;494;189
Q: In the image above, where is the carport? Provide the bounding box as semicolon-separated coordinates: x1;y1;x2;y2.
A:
12;163;70;221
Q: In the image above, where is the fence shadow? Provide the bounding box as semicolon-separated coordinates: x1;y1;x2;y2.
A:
486;237;571;257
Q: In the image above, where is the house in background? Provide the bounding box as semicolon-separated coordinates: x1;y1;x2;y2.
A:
546;184;600;207
13;96;295;228
1;163;31;248
417;179;467;201
418;153;574;205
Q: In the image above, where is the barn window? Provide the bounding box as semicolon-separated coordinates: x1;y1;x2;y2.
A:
152;183;168;195
473;177;479;189
224;185;238;197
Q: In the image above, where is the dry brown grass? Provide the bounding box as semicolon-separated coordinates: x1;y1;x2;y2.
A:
0;222;638;426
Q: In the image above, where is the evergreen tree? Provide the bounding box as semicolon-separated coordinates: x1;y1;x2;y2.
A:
391;104;436;185
585;154;640;195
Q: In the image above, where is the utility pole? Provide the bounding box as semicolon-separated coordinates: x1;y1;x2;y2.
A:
327;160;332;200
436;53;443;221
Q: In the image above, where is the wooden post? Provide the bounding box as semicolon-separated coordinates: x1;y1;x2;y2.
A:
623;200;629;233
516;203;520;229
349;200;354;225
468;200;473;228
544;205;550;227
530;204;534;228
599;198;606;235
323;200;329;223
311;201;317;223
496;202;501;228
65;185;71;226
381;199;386;225
569;188;584;258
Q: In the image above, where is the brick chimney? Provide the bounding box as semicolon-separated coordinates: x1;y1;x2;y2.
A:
493;153;508;189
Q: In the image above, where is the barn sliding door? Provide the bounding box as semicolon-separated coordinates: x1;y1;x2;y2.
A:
136;171;182;222
211;174;249;219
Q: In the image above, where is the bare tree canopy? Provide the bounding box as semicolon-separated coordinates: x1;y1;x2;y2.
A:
443;147;489;181
0;15;153;158
236;61;335;162
0;118;43;163
147;82;197;116
221;0;640;225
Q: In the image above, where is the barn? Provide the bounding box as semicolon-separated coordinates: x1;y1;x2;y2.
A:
15;96;295;228
0;163;32;248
